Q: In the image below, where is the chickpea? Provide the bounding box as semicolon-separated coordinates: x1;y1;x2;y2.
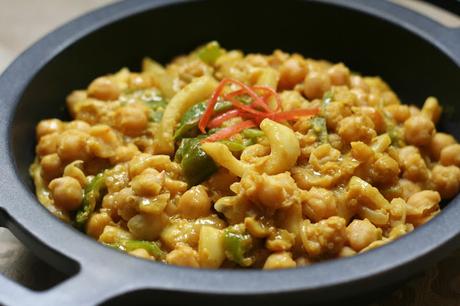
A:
421;96;441;124
48;176;83;211
127;213;168;240
87;76;120;101
166;244;200;268
303;71;331;100
381;91;400;106
177;185;211;219
66;120;91;133
57;130;91;161
66;90;86;116
398;147;429;182
302;187;337;222
128;73;151;90
98;225;133;244
432;165;460;199
406;190;440;218
266;229;295;252
88;124;121;158
278;56;308;90
327;63;350;86
430;133;456;160
40;153;63;180
114;106;148;137
36;132;60;157
346;219;381;251
263;252;296;269
350;75;369;92
130;168;163;197
61;162;83;185
110;144;140;164
384;104;410;123
36;119;63;139
408;105;421;117
337;115;376;144
404;115;435;147
440;144;460;167
86;212;112;239
323;101;353;130
372;154;400;185
399;178;421;201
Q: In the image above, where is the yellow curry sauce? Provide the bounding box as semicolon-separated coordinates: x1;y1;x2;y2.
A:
30;42;460;269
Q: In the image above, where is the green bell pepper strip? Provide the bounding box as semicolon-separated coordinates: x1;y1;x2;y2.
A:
196;41;224;65
242;128;264;139
75;172;106;228
311;117;328;144
382;110;404;147
175;137;218;186
223;227;254;267
219;140;247;152
110;239;166;259
174;100;233;140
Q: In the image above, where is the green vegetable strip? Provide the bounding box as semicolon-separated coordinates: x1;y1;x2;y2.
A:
223;227;253;267
175;137;218;186
174;100;232;140
112;239;166;259
75;172;106;228
220;140;247;152
311;117;328;144
382;110;404;147
242;128;264;139
196;41;223;64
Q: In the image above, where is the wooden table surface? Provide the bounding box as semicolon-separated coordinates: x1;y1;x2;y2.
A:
1;1;459;305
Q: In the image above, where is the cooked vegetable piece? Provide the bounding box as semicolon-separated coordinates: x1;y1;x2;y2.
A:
145;99;167;123
223;226;254;267
176;137;218;186
110;239;166;259
383;111;404;147
242;128;264;139
220;140;247;152
76;172;106;228
311;117;328;143
196;41;224;64
174;101;232;140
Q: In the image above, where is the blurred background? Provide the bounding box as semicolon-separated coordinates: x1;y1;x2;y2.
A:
0;0;459;305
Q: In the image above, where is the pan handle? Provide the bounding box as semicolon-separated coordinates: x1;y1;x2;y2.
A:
0;210;135;306
0;264;132;306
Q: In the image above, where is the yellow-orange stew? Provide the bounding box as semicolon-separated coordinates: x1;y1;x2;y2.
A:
30;42;460;269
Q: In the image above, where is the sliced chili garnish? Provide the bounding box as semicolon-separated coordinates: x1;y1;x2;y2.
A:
226;96;267;116
252;85;282;111
197;78;319;141
198;78;232;133
203;120;256;143
224;89;272;113
208;109;242;129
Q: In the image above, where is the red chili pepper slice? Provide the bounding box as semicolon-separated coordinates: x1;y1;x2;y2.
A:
208;109;242;129
251;85;282;112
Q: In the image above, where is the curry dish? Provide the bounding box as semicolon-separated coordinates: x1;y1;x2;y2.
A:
30;42;460;269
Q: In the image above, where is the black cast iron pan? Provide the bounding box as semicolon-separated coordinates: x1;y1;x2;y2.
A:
0;0;459;305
